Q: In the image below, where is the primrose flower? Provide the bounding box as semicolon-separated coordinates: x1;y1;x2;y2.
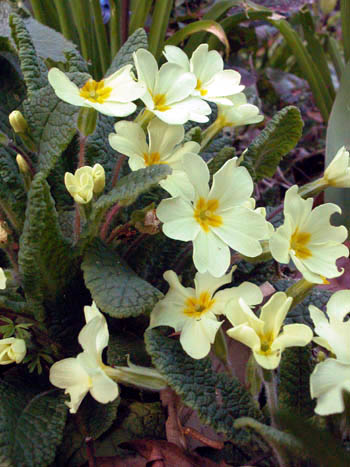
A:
148;268;248;359
157;154;269;277
65;164;105;204
109;118;200;199
49;302;119;413
133;48;211;124
48;65;145;117
163;44;244;105
322;146;350;188
269;185;348;284
309;290;350;356
217;93;264;127
226;292;313;369
0;337;26;365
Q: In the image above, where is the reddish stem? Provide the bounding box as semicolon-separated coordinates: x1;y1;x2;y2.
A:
78;134;87;168
111;154;126;187
74;204;81;243
100;203;121;241
266;204;283;222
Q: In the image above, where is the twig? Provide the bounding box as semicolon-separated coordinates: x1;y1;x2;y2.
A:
182;427;224;450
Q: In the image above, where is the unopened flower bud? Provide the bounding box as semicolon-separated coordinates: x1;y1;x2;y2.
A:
319;0;337;15
77;107;97;137
16;154;30;175
92;163;105;194
65;166;94;204
0;337;26;365
9;110;28;134
131;203;160;235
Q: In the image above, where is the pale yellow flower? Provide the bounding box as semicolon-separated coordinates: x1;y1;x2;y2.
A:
226;292;313;369
269;185;348;284
322;146;350;188
217;93;264;127
64;164;105;204
48;66;145;117
0;338;26;365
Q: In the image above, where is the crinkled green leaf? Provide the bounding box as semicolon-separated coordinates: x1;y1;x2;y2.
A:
65;48;88;74
107;331;151;367
82;240;162;318
278;346;315;418
23;17;77;63
86;164;171;238
9;12;47;96
145;329;263;443
0;381;67;467
242;106;303;180
105;28;148;77
22;73;86;176
95;401;165;457
18;173;76;320
208;146;236;178
273;279;331;327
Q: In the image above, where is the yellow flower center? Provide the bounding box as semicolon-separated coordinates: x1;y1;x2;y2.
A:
183;291;215;318
79;79;112;104
195;79;208;97
290;228;312;259
143;152;163;166
258;332;276;355
153;93;171;112
194;198;222;233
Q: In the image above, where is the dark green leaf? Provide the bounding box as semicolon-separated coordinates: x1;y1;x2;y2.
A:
242;106;303;180
0;381;67;467
82;240;162;318
208;146;236;178
278;346;315;418
9;13;47;96
107;331;151;367
105;28;148;77
145;329;263;443
18;173;76;320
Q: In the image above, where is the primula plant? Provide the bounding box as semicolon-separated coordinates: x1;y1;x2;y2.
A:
2;3;350;466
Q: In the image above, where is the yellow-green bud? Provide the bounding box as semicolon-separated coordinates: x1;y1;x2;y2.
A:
77;107;97;137
319;0;337;14
0;131;9;146
9;111;28;134
91;164;105;194
16;154;30;174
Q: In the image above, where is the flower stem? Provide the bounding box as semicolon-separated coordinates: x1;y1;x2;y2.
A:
111;154;126;187
286;278;315;307
100;203;121;241
201;119;223;151
134;109;154;130
298;178;327;199
78;134;87;168
261;368;279;428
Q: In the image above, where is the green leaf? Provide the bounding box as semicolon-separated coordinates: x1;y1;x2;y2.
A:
18;173;76;320
242;106;303;181
208;146;236;178
9;12;47;96
85;164;171;239
65;48;88;74
22;75;83;177
325;60;350;228
278;346;315;418
79;396;119;440
95;401;165;457
107;330;151;367
105;28;148;77
145;329;263;443
82;240;163;319
0;381;67;467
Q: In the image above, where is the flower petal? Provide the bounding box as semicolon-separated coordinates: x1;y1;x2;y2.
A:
148;118;184;155
157;198;200;241
182;153;210;199
154;97;211;124
272;323;313;351
327;290;350;322
155;63;196;104
180;316;221;359
260;292;293;340
190;44;223;83
109;121;148;158
227;323;260;352
48;68;85;106
163;45;190;70
90;371;119;403
193;230;230;277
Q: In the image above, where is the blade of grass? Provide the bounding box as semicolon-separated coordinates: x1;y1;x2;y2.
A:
129;0;153;35
30;0;48;25
271;19;332;122
148;0;174;59
341;0;350;63
165;20;230;59
298;6;335;100
53;0;74;40
70;0;91;62
109;0;121;60
90;0;110;75
185;0;240;55
327;36;344;81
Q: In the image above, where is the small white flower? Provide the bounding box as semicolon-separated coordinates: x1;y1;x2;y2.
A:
48;65;145;117
49;302;119;413
163;44;244;105
148;268;250;359
109;118;200;199
157;153;269;277
0;338;26;365
309;290;350;359
226;292;313;369
133;48;211;124
323;146;350;188
217;93;264;127
269;185;348;284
